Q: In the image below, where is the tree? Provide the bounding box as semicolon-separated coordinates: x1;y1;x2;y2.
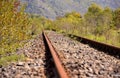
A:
84;3;103;35
87;3;102;15
55;12;82;34
113;8;120;29
95;7;113;35
0;0;31;55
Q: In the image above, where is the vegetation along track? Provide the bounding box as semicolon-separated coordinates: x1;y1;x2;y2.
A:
0;31;120;78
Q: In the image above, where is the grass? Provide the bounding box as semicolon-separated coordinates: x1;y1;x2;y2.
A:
0;54;25;66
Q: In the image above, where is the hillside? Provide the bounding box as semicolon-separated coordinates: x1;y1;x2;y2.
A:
20;0;120;19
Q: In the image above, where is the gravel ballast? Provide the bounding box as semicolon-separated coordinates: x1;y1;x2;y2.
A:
47;31;120;78
0;34;47;78
0;31;120;78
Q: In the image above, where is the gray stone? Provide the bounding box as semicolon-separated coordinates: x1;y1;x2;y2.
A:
16;62;24;66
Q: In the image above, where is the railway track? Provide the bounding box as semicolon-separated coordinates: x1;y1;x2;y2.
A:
46;31;120;78
68;34;120;58
0;30;120;78
0;33;59;78
43;32;69;78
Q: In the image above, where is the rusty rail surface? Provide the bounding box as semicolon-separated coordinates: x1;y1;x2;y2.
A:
43;32;69;78
68;34;120;58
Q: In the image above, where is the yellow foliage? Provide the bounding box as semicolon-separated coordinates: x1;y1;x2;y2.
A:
0;0;31;56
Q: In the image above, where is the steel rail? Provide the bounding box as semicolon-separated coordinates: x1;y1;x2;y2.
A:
68;34;120;58
43;32;69;78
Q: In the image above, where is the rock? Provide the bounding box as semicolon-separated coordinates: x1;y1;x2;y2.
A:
39;59;43;64
25;58;33;62
16;62;24;66
73;75;79;78
93;69;99;75
3;72;9;78
15;73;21;78
25;63;30;70
73;70;79;74
1;68;6;72
88;67;93;73
86;73;94;77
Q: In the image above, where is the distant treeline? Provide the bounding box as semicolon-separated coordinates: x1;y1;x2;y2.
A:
44;3;120;47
